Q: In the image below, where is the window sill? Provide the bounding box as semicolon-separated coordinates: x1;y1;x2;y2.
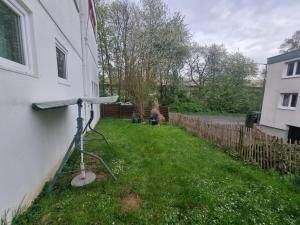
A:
281;75;300;80
278;106;296;111
0;57;36;78
58;78;71;87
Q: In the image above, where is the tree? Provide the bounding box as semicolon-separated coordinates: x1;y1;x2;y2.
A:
95;0;189;115
96;0;261;114
203;52;258;113
279;30;300;53
186;43;227;98
153;12;189;104
185;42;260;113
96;1;109;96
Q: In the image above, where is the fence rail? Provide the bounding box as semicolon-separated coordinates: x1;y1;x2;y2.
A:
101;104;169;121
169;113;300;175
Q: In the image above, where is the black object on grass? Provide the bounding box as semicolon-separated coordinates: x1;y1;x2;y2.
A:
245;111;261;128
132;112;141;123
149;113;158;125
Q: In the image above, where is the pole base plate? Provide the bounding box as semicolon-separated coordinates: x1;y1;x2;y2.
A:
71;171;96;187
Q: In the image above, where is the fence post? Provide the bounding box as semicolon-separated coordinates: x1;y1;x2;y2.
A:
238;126;244;159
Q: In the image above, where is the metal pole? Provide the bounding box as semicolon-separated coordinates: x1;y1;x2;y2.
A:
47;137;76;193
78;150;117;180
47;98;116;193
260;64;267;113
47;98;83;193
76;99;86;179
251;62;267;121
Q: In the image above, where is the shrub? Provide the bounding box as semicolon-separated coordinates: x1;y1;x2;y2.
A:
170;101;205;113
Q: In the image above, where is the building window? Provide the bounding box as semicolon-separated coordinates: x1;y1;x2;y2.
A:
0;0;24;64
56;45;67;79
282;94;290;106
287;62;294;76
280;93;298;109
285;61;300;77
291;93;298;107
296;62;300;75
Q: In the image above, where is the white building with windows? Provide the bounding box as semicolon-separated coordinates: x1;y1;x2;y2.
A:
260;49;300;142
0;0;100;219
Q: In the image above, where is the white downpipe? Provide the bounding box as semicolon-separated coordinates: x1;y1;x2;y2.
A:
79;3;87;179
80;134;86;179
79;0;92;181
79;0;88;124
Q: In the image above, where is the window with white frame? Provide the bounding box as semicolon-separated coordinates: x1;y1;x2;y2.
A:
56;43;67;79
286;61;300;77
0;0;24;64
280;93;298;109
0;0;34;75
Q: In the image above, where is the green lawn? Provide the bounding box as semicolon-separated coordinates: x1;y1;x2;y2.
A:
12;119;300;225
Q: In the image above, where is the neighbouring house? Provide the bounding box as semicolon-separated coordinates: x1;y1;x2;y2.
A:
0;0;99;220
260;49;300;142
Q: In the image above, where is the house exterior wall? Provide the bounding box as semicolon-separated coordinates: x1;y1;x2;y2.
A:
0;0;99;219
260;52;300;138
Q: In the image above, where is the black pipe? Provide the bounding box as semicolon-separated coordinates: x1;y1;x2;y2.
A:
83;104;111;147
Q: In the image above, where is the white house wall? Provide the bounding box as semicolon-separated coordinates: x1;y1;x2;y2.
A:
0;0;99;219
39;0;82;55
260;59;300;137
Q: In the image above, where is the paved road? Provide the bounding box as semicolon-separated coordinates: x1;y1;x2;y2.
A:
195;115;245;125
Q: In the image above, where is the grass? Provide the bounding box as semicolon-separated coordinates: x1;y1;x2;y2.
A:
12;119;300;225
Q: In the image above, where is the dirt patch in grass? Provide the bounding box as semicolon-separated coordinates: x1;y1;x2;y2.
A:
40;213;51;224
85;156;99;170
118;194;142;211
96;172;107;181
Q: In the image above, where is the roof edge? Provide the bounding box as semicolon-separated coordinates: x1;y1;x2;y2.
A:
267;49;300;64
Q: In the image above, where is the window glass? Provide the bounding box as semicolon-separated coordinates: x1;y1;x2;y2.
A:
287;63;294;76
296;62;300;75
282;94;290;107
56;47;66;79
0;1;24;64
291;94;298;107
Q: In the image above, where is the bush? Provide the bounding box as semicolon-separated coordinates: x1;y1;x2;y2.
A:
170;101;205;113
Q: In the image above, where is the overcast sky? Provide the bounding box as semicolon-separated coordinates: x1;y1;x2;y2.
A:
162;0;300;63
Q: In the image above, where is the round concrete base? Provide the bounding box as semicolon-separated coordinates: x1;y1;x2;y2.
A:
71;171;96;187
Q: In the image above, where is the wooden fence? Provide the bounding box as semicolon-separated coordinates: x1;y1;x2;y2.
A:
169;113;300;175
101;104;169;121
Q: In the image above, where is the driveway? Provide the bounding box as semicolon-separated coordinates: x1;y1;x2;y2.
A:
195;115;245;125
